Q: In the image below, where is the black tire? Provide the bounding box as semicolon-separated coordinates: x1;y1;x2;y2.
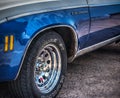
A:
9;31;67;98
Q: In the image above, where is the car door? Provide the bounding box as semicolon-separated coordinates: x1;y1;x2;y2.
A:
85;0;120;47
71;0;90;50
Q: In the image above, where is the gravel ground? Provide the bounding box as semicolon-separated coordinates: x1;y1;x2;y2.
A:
0;43;120;98
57;43;120;98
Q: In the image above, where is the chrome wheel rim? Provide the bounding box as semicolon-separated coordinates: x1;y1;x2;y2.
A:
34;44;61;94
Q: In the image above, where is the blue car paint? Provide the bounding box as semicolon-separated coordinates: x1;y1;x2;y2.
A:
78;4;120;49
0;7;89;81
80;25;120;49
0;2;120;82
86;4;120;48
89;4;120;17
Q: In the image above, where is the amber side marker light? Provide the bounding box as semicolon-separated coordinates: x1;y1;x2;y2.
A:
4;35;14;52
4;36;9;52
10;35;14;51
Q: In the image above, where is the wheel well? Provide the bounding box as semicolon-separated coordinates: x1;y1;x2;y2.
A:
29;26;77;61
15;26;77;79
53;27;77;59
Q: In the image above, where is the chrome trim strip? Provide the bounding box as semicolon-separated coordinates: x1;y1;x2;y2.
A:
73;35;120;60
15;25;78;79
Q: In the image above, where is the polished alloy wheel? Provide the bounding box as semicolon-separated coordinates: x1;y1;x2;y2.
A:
34;44;61;94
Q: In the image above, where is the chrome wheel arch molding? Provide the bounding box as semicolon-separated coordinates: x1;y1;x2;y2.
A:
15;24;78;79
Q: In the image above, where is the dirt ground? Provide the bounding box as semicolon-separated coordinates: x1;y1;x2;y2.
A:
0;43;120;98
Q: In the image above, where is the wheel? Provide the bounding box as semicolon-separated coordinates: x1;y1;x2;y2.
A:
9;31;67;98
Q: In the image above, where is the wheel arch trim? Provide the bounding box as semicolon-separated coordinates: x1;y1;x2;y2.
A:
15;24;78;80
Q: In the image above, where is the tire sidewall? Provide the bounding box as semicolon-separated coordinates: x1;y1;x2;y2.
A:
27;31;67;98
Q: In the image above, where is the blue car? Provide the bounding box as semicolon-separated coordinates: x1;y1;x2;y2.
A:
0;0;120;97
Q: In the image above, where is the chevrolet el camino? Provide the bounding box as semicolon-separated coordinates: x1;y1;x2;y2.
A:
0;0;120;98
